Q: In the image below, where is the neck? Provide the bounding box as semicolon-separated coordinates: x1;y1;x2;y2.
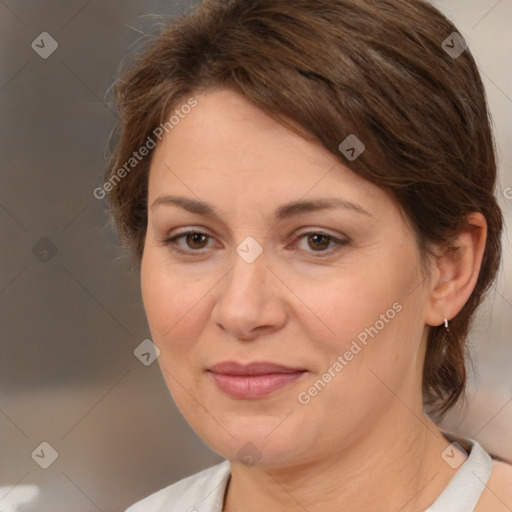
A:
223;407;458;512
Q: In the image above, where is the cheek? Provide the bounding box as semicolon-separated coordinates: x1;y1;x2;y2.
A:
140;250;209;354
292;248;421;388
140;251;215;417
293;277;418;437
296;266;398;348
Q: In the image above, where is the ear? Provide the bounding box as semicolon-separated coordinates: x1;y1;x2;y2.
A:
424;212;488;327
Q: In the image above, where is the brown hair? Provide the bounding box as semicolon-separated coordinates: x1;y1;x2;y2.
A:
103;0;503;419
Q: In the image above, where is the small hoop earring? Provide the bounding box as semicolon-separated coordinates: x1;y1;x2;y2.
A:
444;318;449;331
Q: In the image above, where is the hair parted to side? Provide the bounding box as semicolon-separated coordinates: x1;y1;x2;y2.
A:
103;0;503;419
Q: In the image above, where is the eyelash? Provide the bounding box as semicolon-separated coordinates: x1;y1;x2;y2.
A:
161;229;348;257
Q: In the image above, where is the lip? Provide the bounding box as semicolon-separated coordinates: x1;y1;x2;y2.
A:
207;361;307;399
209;361;306;375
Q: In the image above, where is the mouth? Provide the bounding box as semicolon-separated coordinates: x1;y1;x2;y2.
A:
207;361;307;399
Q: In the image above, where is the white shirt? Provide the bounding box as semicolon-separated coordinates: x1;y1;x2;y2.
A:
125;433;492;512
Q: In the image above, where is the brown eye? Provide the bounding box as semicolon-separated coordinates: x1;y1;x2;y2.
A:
292;230;348;256
185;232;209;249
307;233;331;251
163;230;215;254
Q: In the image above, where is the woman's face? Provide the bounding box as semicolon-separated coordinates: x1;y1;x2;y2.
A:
141;88;432;468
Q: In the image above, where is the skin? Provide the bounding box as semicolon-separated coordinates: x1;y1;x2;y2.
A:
140;88;508;511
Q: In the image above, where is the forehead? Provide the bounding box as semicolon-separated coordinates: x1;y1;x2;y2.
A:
147;89;388;218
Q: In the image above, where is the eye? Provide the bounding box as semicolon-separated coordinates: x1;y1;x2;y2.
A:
161;229;348;257
163;230;215;254
292;230;348;255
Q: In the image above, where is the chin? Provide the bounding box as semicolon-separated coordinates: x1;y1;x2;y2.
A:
198;419;310;468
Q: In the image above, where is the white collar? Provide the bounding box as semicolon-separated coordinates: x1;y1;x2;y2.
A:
425;432;492;511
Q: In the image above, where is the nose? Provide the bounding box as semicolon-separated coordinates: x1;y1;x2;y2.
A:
211;244;288;341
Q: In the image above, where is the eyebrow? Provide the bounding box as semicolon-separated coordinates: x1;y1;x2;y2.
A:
151;195;372;220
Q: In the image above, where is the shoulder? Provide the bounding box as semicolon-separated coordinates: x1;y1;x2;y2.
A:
476;459;512;512
125;459;231;512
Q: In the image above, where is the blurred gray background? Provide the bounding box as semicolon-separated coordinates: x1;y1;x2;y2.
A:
0;1;510;511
